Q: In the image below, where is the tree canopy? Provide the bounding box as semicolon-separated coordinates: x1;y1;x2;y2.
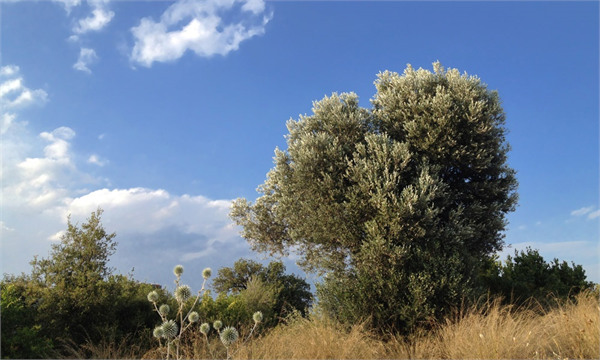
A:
230;62;519;332
212;259;313;321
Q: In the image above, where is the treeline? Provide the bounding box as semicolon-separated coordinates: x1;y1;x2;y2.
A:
1;209;593;359
0;210;311;359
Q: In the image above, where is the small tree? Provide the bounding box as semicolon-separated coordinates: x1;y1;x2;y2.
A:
30;208;119;345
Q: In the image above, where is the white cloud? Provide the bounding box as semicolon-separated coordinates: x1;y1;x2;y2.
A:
571;205;595;217
0;64;256;291
130;0;272;67
73;6;115;34
73;48;99;73
0;65;48;134
0;65;19;76
241;0;265;14
88;154;108;166
54;0;82;15
588;210;600;220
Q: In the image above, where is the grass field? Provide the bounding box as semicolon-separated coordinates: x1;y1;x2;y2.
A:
64;290;599;359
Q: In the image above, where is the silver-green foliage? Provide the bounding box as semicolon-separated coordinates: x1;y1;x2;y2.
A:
230;62;518;333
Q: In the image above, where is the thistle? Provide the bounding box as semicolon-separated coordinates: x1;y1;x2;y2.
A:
188;311;200;323
148;290;159;303
162;320;179;339
173;264;184;276
220;326;239;347
153;326;165;339
159;304;170;316
200;322;210;335
253;311;263;323
175;285;192;302
213;320;223;330
202;267;212;279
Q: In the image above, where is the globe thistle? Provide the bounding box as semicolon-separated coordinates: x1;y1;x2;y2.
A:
162;320;179;339
159;304;170;316
174;264;184;276
200;323;210;335
253;311;263;324
220;326;239;347
213;320;223;330
188;311;200;323
202;267;212;279
153;326;165;339
175;285;192;302
147;290;159;303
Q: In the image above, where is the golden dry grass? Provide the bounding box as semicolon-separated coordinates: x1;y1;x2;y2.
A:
234;290;599;360
72;290;600;359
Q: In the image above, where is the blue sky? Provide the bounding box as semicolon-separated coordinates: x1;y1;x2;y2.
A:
1;0;598;293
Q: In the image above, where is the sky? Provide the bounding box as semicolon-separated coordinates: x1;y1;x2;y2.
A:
1;0;598;293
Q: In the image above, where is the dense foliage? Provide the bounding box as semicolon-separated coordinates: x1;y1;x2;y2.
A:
212;259;313;322
480;247;594;306
230;62;519;333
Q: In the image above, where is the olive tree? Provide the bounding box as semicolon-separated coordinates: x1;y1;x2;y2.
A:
230;62;518;332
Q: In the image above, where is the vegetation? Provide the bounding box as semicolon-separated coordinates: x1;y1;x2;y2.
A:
480;247;595;307
1;64;597;359
212;258;313;322
230;62;519;333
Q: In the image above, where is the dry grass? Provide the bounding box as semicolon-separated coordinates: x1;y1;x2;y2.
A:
64;290;599;359
234;312;387;359
235;290;598;360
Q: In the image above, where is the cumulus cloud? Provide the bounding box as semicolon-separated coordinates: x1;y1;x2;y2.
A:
73;6;115;34
1;66;253;290
73;48;99;73
130;0;272;67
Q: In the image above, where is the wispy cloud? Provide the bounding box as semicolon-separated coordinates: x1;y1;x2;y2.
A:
130;0;272;67
588;210;600;220
571;205;595;217
53;0;82;15
0;65;48;134
73;48;99;73
571;205;599;220
88;154;108;166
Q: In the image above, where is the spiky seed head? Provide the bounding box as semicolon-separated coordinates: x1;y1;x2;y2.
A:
153;326;165;339
174;265;184;276
220;326;239;347
147;290;159;303
200;323;210;335
162;320;178;338
159;304;170;316
175;285;192;302
202;267;212;279
213;320;223;330
253;311;263;323
188;311;200;323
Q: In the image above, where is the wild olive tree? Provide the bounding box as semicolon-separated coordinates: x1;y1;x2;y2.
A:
230;62;518;332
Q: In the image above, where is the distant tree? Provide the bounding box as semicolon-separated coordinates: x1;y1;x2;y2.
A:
230;62;518;333
212;259;312;321
480;247;594;306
